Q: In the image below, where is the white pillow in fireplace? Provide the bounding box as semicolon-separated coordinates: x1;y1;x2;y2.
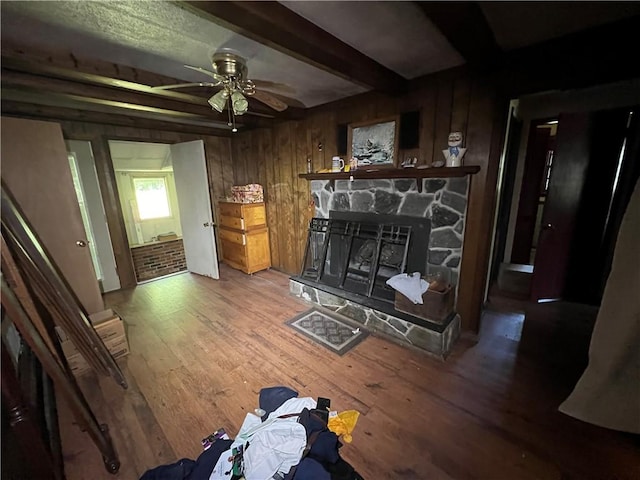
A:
386;272;429;304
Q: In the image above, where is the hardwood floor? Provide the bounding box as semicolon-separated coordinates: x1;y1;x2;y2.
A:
57;266;640;479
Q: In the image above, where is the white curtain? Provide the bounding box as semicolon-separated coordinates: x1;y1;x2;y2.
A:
559;178;640;433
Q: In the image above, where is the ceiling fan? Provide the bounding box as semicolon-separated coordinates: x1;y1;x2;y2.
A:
153;49;295;131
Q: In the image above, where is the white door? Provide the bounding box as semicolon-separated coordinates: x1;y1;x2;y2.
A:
67;140;121;292
170;140;220;279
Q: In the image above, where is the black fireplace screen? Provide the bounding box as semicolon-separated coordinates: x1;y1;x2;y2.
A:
301;217;413;301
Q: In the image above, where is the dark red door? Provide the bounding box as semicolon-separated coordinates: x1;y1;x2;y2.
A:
530;113;592;301
511;124;551;264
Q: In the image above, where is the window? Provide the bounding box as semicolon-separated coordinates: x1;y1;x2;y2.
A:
133;177;171;220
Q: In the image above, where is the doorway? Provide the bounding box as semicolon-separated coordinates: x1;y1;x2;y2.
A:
109;140;185;283
491;109;555;298
107;140;220;283
491;101;638;305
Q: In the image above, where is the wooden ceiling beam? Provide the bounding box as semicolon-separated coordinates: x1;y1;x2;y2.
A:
417;1;501;70
1;101;233;137
1;86;240;131
1;52;300;120
1;49;208;102
1;69;226;120
180;1;408;94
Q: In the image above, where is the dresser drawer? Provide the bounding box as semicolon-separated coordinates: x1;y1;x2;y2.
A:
243;206;266;229
221;239;247;268
219;214;245;230
218;202;267;229
219;202;243;218
219;227;246;245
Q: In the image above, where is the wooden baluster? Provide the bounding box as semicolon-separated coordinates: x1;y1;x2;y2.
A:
1;342;57;479
1;279;120;474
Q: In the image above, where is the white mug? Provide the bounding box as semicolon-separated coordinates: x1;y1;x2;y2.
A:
331;156;345;172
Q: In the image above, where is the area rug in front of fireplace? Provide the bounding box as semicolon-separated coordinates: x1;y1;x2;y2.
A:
286;308;368;355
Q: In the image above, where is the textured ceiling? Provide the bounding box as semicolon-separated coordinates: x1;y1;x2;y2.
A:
0;1;367;108
280;1;464;78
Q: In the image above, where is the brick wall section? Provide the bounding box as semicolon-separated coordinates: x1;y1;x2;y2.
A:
131;239;187;282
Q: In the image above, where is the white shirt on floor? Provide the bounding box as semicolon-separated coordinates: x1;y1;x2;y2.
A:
210;397;317;480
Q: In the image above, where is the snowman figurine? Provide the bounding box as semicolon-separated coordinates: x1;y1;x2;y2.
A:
442;131;467;167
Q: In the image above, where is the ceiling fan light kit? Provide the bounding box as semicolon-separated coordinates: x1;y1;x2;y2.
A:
152;49;296;132
208;89;229;113
231;91;249;115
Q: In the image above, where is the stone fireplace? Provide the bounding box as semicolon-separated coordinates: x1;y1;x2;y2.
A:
290;175;470;358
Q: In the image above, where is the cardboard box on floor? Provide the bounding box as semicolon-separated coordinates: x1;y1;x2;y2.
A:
54;308;129;375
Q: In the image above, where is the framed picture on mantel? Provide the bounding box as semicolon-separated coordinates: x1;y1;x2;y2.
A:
348;116;399;168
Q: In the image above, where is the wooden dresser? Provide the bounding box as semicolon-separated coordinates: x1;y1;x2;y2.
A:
218;201;271;274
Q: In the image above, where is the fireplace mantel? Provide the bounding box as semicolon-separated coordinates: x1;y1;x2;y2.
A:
299;166;480;192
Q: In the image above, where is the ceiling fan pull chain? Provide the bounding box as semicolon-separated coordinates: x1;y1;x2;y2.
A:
226;100;238;133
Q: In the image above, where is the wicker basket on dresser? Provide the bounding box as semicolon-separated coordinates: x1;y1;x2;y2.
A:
218;201;271;274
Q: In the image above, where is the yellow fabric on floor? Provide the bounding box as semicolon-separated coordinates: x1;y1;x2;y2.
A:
328;410;360;443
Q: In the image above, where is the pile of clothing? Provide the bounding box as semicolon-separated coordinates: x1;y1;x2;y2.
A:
140;386;363;480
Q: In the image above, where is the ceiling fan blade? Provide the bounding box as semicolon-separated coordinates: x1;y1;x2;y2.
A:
251;90;289;112
267;92;306;109
184;65;225;82
252;79;296;95
153;82;220;90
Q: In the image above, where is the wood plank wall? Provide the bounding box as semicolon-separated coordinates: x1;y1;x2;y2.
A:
55;121;234;290
5;67;504;332
231;70;505;332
